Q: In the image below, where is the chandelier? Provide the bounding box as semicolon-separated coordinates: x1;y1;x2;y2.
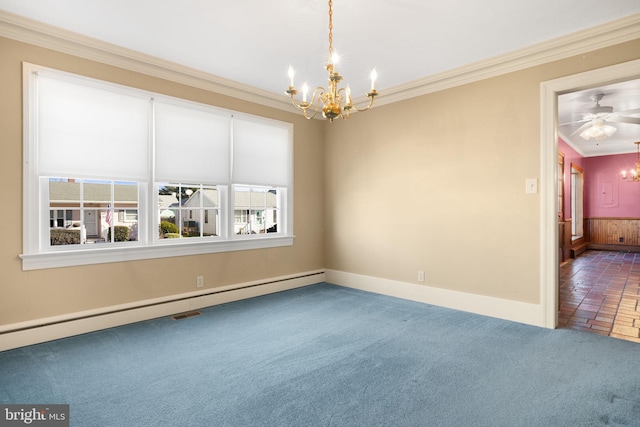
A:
285;0;378;122
579;118;617;140
621;141;640;181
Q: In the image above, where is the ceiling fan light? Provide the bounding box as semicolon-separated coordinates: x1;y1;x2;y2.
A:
579;119;617;140
602;124;617;137
580;125;602;140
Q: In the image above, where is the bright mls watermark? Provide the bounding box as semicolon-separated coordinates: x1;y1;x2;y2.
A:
0;405;68;426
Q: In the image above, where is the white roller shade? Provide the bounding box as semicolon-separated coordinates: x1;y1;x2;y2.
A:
37;74;150;180
155;101;231;184
232;118;291;187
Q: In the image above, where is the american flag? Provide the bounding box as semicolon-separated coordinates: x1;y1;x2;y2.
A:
105;204;112;226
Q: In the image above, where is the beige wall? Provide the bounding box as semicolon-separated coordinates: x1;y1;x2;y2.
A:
0;37;324;326
2;33;639;330
324;39;640;304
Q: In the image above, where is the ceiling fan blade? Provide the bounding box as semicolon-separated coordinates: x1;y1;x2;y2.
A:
559;119;587;127
607;116;640;125
570;121;593;137
616;107;640;115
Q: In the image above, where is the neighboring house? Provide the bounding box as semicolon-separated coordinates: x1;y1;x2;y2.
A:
181;188;219;237
158;194;179;211
179;188;278;236
49;180;138;242
233;189;278;235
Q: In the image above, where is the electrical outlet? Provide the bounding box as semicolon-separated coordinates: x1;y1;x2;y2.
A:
418;271;425;283
196;276;204;288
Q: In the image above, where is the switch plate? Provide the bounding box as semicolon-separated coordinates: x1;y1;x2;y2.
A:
525;178;538;194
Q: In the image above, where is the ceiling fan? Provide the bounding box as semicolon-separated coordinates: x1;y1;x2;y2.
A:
560;93;640;140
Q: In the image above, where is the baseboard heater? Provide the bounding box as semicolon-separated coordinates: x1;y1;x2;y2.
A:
0;270;325;352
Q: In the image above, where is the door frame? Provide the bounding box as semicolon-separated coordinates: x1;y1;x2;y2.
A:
540;58;640;328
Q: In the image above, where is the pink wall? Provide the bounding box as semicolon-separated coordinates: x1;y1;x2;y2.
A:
584;153;640;218
559;138;640;219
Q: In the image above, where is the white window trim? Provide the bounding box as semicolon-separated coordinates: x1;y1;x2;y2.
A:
21;63;294;271
20;236;294;270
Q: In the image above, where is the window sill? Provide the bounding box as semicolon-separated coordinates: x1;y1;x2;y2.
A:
20;236;294;271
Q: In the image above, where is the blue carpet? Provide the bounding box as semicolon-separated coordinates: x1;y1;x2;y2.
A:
1;283;639;426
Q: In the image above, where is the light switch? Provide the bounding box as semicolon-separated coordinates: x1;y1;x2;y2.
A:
526;178;538;194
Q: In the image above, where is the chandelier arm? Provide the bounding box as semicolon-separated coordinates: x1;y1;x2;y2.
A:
301;105;319;120
289;87;328;120
305;91;329;120
289;86;325;110
347;92;378;113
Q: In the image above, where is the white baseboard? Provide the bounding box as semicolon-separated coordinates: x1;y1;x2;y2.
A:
0;270;325;352
326;270;545;328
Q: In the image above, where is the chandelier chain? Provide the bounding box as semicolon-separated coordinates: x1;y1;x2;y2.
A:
328;0;333;56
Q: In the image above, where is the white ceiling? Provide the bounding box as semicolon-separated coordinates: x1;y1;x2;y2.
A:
1;0;639;155
558;79;640;157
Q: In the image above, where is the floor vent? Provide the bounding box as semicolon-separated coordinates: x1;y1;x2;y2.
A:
171;311;202;320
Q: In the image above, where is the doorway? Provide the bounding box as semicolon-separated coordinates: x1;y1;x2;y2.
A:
540;58;640;329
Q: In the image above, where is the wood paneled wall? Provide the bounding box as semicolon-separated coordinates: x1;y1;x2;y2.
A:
586;218;640;246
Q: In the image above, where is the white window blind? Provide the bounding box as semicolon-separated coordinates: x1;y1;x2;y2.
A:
232;118;291;187
154;101;231;184
36;73;150;180
23;63;294;270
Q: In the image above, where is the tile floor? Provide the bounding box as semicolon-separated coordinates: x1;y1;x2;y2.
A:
558;250;640;343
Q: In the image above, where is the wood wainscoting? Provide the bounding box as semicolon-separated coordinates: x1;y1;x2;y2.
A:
586;217;640;253
559;220;572;262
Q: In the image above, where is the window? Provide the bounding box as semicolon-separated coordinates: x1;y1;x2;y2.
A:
571;164;584;239
22;64;293;270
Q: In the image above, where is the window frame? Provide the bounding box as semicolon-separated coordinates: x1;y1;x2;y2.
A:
21;63;294;271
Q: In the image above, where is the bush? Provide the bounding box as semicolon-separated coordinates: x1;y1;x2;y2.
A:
108;225;130;242
164;233;181;238
160;221;179;236
50;229;81;245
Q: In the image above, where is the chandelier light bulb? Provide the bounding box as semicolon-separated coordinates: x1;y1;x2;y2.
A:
287;66;295;87
370;69;378;91
621;142;640;182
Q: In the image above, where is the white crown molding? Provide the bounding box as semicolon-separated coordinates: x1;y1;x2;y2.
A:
377;13;640;107
1;10;639;111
